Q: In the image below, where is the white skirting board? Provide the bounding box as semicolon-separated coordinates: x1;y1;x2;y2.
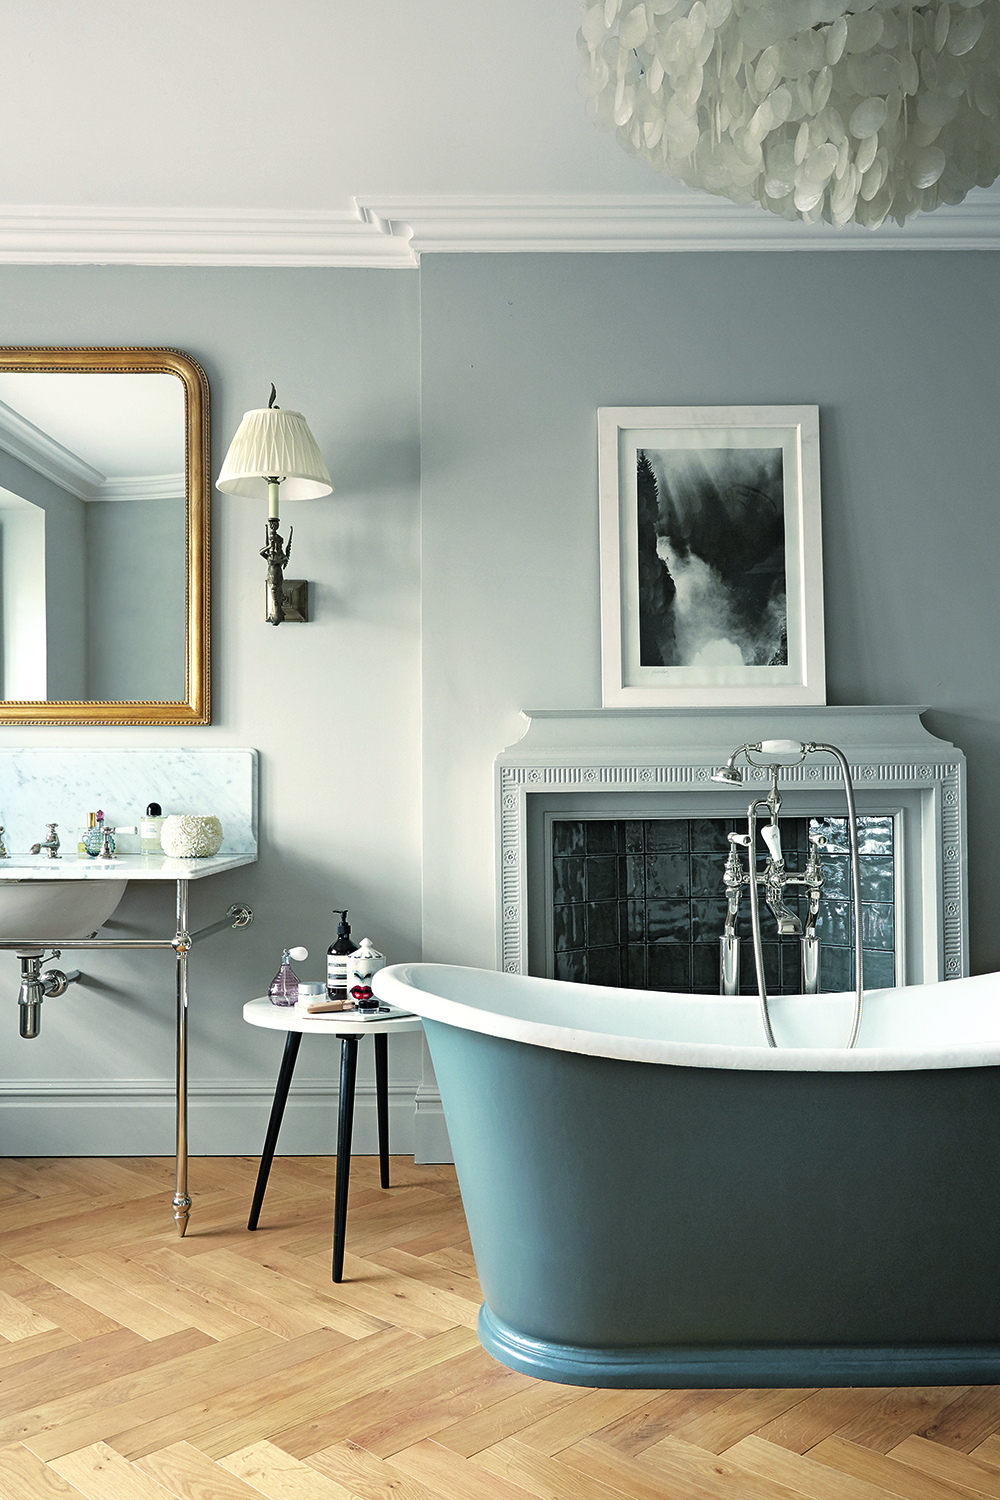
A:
0;1080;453;1163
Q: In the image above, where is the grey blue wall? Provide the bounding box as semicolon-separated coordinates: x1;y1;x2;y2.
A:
85;495;186;700
0;249;998;1163
419;252;1000;978
0;266;424;1157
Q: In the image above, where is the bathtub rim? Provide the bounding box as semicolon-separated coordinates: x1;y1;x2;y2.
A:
373;962;1000;1073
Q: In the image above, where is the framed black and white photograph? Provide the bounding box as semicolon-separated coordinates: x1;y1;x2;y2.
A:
598;405;825;708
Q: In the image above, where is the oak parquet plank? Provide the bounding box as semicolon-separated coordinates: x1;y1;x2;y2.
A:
298;1343;529;1459
0;1327;168;1419
432;1383;586;1458
102;1327;359;1462
0;1329;78;1370
832;1387;970;1454
472;1433;654;1500
366;1247;482;1306
222;1439;357;1499
15;1251;193;1342
137;1439;280;1498
889;1434;1000;1497
0;1290;58;1343
396;1224;474;1257
668;1388;817;1455
329;1250;479;1332
422;1247;479;1279
590;1387;741;1456
809;1434;986;1499
754;1388;890;1454
636;1432;816;1500
388;1437;546;1500
11;1284;124;1342
220;1246;389;1339
0;1440;81;1498
192;1246;403;1340
970;1436;1000;1470
78;1249;258;1341
135;1248;334;1341
720;1434;899;1500
14;1327;276;1460
50;1440;184;1500
268;1327;480;1461
511;1387;654;1456
311;1437;487;1500
920;1391;1000;1454
559;1432;731;1500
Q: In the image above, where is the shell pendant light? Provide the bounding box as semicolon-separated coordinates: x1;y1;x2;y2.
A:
578;0;1000;229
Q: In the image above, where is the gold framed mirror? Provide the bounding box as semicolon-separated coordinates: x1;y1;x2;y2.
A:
0;347;209;725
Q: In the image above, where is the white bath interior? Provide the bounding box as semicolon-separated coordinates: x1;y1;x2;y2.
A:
497;706;967;992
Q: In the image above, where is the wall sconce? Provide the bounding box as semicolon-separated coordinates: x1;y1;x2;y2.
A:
217;386;333;625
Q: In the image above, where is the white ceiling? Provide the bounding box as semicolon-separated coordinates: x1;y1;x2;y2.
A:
1;0;998;260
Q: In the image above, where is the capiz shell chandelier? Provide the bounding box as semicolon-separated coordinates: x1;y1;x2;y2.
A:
578;0;1000;229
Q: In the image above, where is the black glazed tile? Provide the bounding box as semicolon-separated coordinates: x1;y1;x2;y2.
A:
586;901;619;948
552;857;585;905
585;821;618;854
625;855;645;899
817;898;852;947
552;822;585;857
588;947;621;987
691;851;726;898
858;816;893;855
552;904;586;952
692;944;721;993
626;900;645;943
780;941;802;992
647;944;690;991
859;856;893;903
646;899;691;943
645;852;690;899
689;818;730;854
645;820;688;852
625;945;647;988
625;821;645;853
691;898;730;944
554;949;588;983
820;945;852;992
862;902;894;951
863;949;895;988
586;856;618;901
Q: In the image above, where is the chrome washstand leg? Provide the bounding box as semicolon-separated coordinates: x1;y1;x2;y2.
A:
172;880;192;1237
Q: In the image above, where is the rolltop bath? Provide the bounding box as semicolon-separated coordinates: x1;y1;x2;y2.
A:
374;720;990;1390
374;961;1000;1389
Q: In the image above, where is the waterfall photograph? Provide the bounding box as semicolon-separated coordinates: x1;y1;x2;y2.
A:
636;443;787;672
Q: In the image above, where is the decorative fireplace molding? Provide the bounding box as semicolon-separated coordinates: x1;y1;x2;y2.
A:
495;706;967;986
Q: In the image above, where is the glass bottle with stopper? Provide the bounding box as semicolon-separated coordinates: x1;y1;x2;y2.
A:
268;946;308;1007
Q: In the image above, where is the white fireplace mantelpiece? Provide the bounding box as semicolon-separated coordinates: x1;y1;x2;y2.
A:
495;707;967;987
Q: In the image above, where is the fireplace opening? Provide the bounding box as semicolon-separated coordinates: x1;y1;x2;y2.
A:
549;815;895;994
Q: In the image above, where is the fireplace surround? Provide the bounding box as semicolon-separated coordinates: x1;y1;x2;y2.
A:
495;707;967;991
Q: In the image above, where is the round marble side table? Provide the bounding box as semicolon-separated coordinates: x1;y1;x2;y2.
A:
243;998;423;1281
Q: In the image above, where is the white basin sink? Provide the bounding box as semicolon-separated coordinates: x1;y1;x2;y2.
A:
0;879;128;947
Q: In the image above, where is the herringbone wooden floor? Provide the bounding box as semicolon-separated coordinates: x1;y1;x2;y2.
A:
2;1157;1000;1500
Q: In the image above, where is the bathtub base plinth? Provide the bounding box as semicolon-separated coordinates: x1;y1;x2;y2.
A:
478;1305;1000;1390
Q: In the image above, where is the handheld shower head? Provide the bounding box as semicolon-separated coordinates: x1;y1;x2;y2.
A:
711;764;743;785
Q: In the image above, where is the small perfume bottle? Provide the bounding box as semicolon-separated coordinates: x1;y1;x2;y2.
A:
83;811;111;858
268;945;308;1007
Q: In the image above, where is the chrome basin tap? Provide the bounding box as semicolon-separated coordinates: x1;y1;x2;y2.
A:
30;823;60;859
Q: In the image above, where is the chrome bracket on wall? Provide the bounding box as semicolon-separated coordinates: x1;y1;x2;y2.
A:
0;883;254;1237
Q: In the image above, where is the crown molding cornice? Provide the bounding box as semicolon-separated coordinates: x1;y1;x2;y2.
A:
365;191;1000;255
0;192;998;267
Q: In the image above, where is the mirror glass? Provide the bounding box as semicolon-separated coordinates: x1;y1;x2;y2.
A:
0;349;209;725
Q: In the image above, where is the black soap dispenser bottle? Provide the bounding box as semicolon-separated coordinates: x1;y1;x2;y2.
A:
327;910;354;1000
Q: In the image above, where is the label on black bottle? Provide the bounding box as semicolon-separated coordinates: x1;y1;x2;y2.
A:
327;952;348;997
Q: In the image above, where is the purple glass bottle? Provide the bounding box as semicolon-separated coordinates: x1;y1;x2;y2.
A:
268;947;303;1007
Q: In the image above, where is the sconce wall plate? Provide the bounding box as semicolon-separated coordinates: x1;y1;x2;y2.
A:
274;580;308;623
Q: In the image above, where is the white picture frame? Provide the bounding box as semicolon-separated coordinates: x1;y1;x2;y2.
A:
598;405;825;708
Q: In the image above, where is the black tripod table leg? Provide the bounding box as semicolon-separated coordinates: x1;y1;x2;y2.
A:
331;1035;359;1283
248;1030;302;1231
374;1032;390;1189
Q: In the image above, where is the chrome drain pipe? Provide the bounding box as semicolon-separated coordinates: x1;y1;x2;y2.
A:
17;953;82;1039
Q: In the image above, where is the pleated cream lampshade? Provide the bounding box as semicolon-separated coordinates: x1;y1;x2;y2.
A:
216;408;333;501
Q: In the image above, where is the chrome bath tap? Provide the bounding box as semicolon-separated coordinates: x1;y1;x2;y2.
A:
30;822;60;859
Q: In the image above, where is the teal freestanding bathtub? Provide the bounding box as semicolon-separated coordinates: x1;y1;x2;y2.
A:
373;962;1000;1389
